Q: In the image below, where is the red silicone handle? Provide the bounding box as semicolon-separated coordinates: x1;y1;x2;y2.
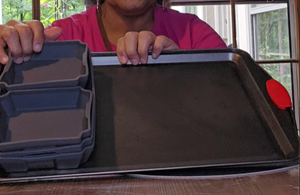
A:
266;79;292;110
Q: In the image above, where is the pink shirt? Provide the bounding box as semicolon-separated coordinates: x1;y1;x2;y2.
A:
47;5;227;52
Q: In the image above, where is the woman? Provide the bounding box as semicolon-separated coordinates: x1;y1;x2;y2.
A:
0;0;226;65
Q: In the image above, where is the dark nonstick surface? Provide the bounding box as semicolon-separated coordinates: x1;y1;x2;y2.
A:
88;62;285;170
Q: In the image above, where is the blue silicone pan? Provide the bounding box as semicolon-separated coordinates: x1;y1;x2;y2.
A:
0;87;92;152
0;41;89;90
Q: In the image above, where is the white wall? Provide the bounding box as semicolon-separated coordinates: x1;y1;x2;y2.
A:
236;5;251;53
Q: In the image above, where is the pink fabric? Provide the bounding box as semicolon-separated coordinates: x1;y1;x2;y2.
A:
46;5;227;52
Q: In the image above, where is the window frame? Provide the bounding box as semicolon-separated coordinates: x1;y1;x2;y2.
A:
32;0;40;20
288;0;299;130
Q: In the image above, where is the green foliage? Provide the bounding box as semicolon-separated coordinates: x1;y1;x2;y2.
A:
2;0;85;27
2;0;32;22
40;0;85;27
256;8;290;61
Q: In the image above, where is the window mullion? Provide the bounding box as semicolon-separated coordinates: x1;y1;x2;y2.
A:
288;0;300;130
32;0;40;20
230;0;237;48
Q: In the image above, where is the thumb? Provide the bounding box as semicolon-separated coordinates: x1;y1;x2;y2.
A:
44;27;62;41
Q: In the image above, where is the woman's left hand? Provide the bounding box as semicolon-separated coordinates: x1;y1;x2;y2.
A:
116;31;179;65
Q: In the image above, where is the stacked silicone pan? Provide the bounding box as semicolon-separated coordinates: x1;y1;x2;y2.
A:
0;41;95;172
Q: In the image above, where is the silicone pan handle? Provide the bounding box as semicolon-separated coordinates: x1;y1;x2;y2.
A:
266;79;292;110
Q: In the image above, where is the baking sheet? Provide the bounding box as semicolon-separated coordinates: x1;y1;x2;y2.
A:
0;49;298;183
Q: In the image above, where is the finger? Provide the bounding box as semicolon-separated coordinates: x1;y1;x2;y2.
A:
25;20;45;53
116;37;129;64
124;32;139;65
0;39;8;64
152;36;179;59
13;22;34;57
0;25;23;63
5;20;43;63
137;31;156;64
44;27;62;41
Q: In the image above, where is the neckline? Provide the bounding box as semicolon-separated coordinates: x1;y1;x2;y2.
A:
96;7;112;52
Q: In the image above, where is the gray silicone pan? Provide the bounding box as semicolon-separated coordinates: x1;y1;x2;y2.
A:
0;129;93;157
0;41;89;90
0;95;95;157
0;86;92;152
0;143;94;172
0;55;96;157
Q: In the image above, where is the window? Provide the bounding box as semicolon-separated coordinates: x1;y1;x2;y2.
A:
0;0;86;26
171;3;291;60
40;0;85;26
251;4;290;60
250;4;292;102
1;0;32;23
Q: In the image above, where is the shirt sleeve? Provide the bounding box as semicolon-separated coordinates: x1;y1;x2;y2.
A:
189;16;227;49
45;17;84;41
154;8;227;50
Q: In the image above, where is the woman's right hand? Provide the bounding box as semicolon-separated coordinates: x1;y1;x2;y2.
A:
116;31;179;65
0;20;62;65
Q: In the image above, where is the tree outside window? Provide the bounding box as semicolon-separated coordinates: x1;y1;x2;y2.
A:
2;0;32;22
1;0;85;27
254;8;290;61
40;0;85;27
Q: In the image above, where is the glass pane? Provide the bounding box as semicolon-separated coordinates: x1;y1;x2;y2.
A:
260;63;292;99
252;7;290;60
0;0;32;24
40;0;86;27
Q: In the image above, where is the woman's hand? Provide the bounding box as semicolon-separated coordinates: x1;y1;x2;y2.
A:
116;31;179;65
0;20;62;65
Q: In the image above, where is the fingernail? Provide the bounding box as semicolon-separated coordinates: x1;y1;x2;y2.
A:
23;56;31;62
1;56;8;64
152;53;157;59
140;58;147;64
120;56;127;64
131;59;138;65
14;57;23;64
34;44;41;52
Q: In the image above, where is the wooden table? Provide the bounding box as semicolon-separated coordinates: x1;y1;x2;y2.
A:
0;166;298;195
